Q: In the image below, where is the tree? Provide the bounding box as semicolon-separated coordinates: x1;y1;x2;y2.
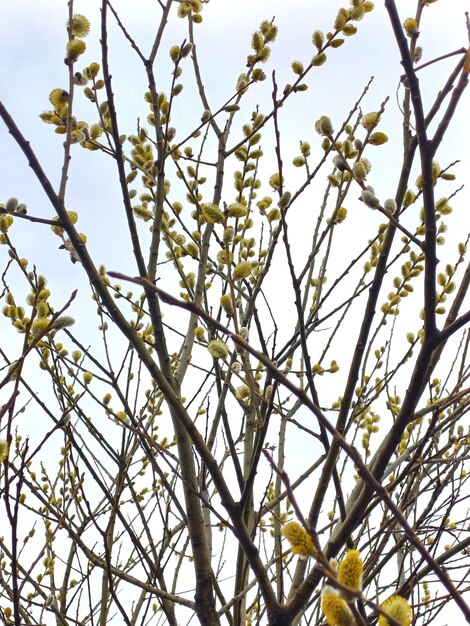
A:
1;1;469;625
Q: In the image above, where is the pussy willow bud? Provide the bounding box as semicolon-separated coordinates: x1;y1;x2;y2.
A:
383;198;397;214
315;115;333;136
361;189;380;209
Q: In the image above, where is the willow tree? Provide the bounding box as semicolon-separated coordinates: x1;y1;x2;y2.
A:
1;1;469;626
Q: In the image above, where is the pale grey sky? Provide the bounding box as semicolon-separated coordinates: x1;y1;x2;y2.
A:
1;0;468;274
1;3;469;622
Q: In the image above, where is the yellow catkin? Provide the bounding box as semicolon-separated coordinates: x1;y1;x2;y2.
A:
282;521;316;557
0;440;9;463
378;595;413;626
207;339;228;359
321;587;354;626
338;549;363;592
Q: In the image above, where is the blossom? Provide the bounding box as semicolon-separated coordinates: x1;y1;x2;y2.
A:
282;521;316;557
207;339;229;359
201;203;224;224
321;586;354;626
233;262;252;281
338;549;363;592
69;14;90;37
0;440;9;463
379;595;413;626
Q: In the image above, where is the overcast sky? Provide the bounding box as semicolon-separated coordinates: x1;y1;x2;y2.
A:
1;2;469;622
1;0;468;364
1;0;468;269
1;0;469;450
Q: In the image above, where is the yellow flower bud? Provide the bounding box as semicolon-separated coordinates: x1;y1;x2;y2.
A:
369;132;388;146
226;203;248;218
233;262;252;281
353;162;367;182
291;60;304;75
220;294;233;315
90;124;103;140
312;52;327;66
378;595;412;626
67;38;87;63
252;68;266;81
342;24;357;36
194;326;205;340
201;203;224;224
312;30;324;49
278;192;291;210
349;5;366;20
315;116;333;136
282;521;316;557
217;250;233;266
361;112;380;131
49;88;69;109
331;38;345;48
403;189;415;207
84;62;100;79
338;549;363;593
69;14;90;37
235;385;250;401
269;173;282;190
334;8;348;31
0;440;9;463
403;18;418;37
268;208;281;222
321;586;354;626
208;339;229;359
169;45;181;62
31;317;50;338
330;360;340;372
0;215;14;234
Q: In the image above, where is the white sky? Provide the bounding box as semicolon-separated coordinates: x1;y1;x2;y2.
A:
1;0;465;391
1;1;469;623
1;0;469;271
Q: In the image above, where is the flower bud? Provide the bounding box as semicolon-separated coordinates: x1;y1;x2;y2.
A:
403;18;418;37
383;199;397;214
69;14;90;37
338;549;363;594
208;339;229;359
378;595;412;626
220;294;233;315
278;192;291;210
312;30;324;49
311;52;327;66
321;586;354;626
5;197;19;212
361;189;380;209
233;262;252;281
315;116;333;136
201;203;224;224
0;440;9;462
67;38;86;63
282;522;316;557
